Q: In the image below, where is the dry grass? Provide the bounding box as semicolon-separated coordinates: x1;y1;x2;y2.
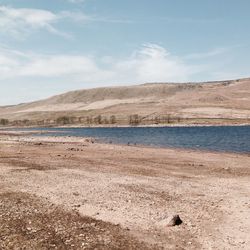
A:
0;78;249;124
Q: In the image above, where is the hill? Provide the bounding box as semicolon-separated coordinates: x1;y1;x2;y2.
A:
0;78;250;126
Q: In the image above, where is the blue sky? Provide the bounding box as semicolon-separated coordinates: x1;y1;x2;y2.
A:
0;0;249;105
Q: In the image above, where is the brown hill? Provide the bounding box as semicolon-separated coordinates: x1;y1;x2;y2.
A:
0;78;250;126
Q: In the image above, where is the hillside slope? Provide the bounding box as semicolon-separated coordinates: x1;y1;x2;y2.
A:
0;78;250;125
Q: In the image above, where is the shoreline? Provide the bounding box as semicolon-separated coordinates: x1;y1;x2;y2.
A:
0;131;249;156
1;122;250;129
0;133;249;249
1;126;249;155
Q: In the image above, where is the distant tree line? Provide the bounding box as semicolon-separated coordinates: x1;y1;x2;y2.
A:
0;114;186;127
0;119;9;126
55;115;117;125
128;114;182;125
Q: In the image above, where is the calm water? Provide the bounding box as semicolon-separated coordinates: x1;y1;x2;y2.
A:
21;126;250;153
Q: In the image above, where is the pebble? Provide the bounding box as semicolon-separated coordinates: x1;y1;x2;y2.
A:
159;214;183;227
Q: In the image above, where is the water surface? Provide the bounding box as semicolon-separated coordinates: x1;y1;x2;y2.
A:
22;126;250;153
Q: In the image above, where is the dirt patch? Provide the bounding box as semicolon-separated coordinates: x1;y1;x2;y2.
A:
1;159;56;172
0;192;154;250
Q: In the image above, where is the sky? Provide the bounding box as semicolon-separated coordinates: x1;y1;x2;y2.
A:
0;0;249;105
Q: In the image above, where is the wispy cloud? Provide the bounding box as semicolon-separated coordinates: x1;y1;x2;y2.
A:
0;6;72;39
112;44;196;83
0;46;111;81
0;5;132;40
185;48;229;60
0;44;203;84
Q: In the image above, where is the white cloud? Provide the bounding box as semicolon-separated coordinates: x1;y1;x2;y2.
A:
59;11;89;22
0;5;133;39
20;56;95;77
19;55;113;82
0;6;57;25
0;46;111;82
0;5;90;39
0;6;59;37
112;44;194;82
0;44;205;85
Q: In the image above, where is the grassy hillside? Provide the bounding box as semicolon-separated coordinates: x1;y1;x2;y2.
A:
0;78;250;126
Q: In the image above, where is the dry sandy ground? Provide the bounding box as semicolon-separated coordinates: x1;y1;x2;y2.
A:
0;132;249;249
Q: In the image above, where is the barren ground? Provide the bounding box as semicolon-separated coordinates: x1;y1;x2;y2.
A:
0;132;249;249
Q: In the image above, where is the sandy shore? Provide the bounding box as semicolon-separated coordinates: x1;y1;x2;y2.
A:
0;132;249;249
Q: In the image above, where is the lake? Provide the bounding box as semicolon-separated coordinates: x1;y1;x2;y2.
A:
21;126;250;153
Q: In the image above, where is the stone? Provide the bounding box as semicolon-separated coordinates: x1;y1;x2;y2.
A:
72;204;81;208
159;214;183;227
